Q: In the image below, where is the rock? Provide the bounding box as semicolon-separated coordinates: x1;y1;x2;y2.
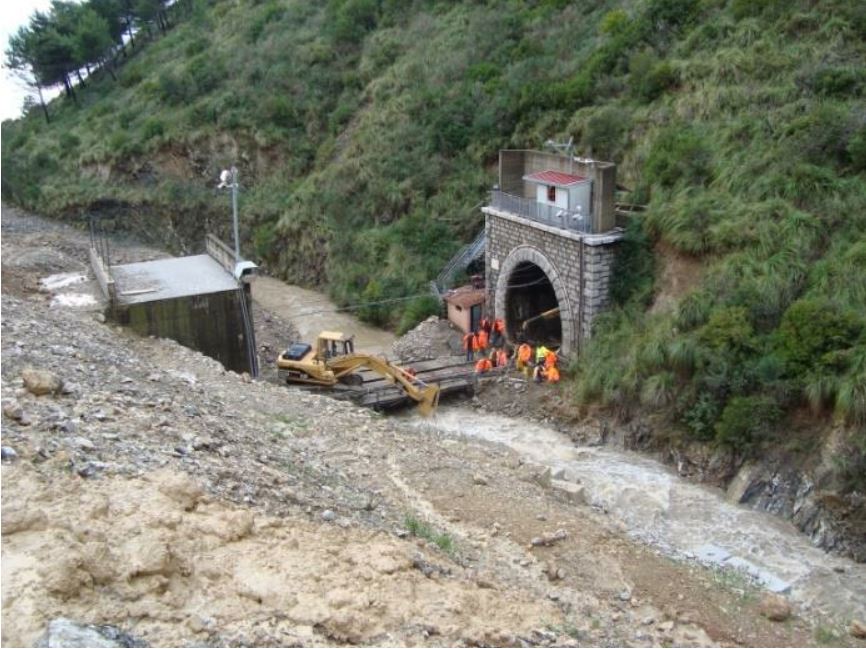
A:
758;594;792;622
1;446;18;462
472;473;488;486
851;620;866;639
3;399;24;420
321;509;336;522
70;437;95;451
551;480;587;505
22;368;64;396
618;589;632;602
36;618;144;648
530;529;567;547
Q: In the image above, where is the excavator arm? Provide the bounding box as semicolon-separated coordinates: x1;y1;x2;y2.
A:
326;354;440;416
520;307;561;332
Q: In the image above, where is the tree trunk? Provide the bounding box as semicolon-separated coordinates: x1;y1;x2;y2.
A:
76;69;86;87
38;85;50;124
105;58;117;81
64;75;78;103
127;19;135;47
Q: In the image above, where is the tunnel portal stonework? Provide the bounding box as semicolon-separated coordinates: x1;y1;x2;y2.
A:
485;208;621;357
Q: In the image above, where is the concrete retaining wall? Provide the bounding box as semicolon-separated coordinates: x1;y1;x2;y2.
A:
112;286;254;374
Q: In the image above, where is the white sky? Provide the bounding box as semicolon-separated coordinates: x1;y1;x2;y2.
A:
1;0;59;122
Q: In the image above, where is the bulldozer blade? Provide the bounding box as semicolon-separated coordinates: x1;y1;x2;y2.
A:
417;385;441;417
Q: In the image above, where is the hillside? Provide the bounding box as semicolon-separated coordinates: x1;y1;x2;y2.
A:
3;0;865;476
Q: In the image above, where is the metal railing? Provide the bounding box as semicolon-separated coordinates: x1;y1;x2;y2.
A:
434;229;486;294
488;190;591;233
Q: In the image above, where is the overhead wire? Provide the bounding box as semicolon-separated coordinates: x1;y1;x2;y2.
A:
286;274;555;319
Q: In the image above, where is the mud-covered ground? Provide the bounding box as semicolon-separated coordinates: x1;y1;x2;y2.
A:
2;205;863;647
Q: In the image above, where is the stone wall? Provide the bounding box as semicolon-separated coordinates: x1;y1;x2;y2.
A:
484;207;621;357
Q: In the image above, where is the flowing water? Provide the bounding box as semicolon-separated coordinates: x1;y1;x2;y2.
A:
408;406;866;624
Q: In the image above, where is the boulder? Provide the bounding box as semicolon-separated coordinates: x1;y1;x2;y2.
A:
758;594;792;622
851;620;866;639
22;368;63;396
36;618;144;648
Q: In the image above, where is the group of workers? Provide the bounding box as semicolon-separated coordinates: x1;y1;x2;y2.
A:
463;317;560;384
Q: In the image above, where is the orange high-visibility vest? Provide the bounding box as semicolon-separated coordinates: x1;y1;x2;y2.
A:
518;344;532;363
547;366;560;383
475;358;492;373
462;333;475;351
477;329;489;350
497;350;508;367
544;350;557;368
493;319;505;334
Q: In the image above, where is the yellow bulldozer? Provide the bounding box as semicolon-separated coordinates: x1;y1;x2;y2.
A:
276;331;440;415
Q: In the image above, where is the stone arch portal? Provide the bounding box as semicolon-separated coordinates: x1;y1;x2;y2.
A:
494;246;575;356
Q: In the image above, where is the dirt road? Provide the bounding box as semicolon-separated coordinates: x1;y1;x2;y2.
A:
2;204;864;647
252;277;395;356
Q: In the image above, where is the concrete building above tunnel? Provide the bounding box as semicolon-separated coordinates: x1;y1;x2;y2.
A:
483;149;623;357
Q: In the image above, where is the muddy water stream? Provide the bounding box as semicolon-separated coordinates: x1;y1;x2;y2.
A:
252;277;395;355
408;406;866;624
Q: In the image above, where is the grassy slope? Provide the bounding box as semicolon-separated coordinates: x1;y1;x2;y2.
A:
2;0;865;475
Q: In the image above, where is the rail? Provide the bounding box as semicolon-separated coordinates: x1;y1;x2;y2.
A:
206;233;237;274
488;190;591;233
434;229;486;293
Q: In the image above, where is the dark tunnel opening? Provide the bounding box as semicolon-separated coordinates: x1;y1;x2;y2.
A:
504;261;562;348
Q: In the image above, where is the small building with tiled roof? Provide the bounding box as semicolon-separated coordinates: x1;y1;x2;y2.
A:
443;284;486;334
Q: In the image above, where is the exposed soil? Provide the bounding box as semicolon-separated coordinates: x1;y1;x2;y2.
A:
2;204;863;648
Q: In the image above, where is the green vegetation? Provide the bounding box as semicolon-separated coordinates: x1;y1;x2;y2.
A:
403;514;455;555
2;0;864;471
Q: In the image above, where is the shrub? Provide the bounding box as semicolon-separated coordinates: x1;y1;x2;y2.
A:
583;106;630;160
797;66;864;98
698;306;755;353
600;9;629;36
120;66;144;88
644;127;713;188
629;51;676;102
715;395;781;451
184;36;209;57
58;132;80;152
683;391;720;440
849;127;866;171
141;118;165;141
157;71;193;105
609;215;654;306
397;295;441;335
777;299;862;373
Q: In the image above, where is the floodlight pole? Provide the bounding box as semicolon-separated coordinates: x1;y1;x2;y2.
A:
230;166;240;262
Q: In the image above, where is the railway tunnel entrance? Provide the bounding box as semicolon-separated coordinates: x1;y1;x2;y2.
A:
504;261;562;349
493;246;576;355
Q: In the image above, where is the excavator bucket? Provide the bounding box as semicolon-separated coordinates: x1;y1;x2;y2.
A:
416;384;441;417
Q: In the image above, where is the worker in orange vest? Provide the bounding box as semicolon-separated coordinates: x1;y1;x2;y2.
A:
477;328;489;353
547;365;561;383
475;357;492;374
516;342;533;375
544;349;558;369
496;348;508;369
463;331;477;362
492;318;505;347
